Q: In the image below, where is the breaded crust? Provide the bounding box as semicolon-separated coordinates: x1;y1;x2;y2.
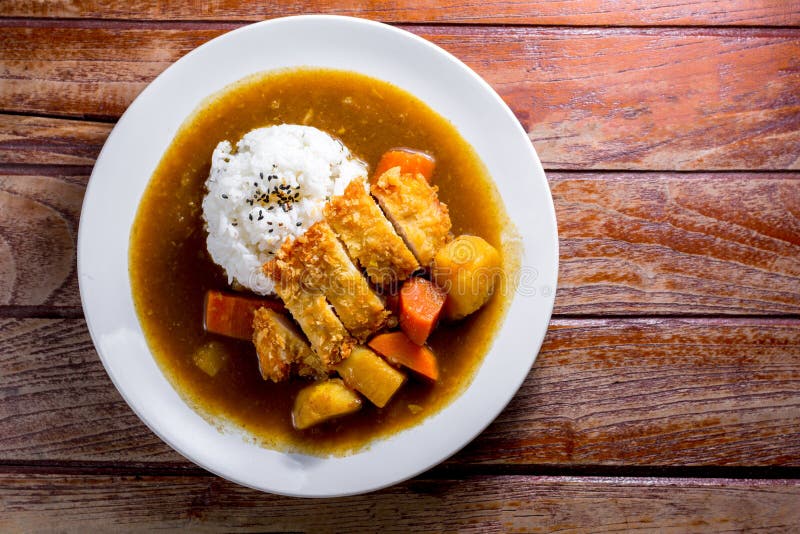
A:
371;167;452;267
288;221;388;341
325;178;419;286
252;307;326;382
264;258;354;368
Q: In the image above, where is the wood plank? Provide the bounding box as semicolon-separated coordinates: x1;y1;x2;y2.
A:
462;317;800;466
553;174;800;315
2;171;798;314
0;171;83;307
1;474;798;531
0;115;110;166
1;317;798;466
1;0;798;27
1;25;798;170
0;318;181;463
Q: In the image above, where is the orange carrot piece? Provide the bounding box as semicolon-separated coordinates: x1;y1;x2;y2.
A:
368;331;439;381
399;277;446;345
203;290;284;340
373;149;436;183
384;287;401;317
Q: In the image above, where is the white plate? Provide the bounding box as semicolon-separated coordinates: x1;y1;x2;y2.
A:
78;15;558;497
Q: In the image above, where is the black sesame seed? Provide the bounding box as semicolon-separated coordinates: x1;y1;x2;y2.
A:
267;206;274;211
268;229;273;233
248;213;253;221
259;172;264;179
296;222;302;226
221;194;228;199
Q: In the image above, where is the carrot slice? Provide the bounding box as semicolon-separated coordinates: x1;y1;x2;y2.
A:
368;331;439;381
384;287;401;317
203;290;284;340
399;277;446;345
373;149;436;183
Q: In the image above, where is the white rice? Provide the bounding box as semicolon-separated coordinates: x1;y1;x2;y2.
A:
202;124;367;295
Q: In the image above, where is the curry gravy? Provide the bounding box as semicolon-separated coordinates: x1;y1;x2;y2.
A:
129;68;517;455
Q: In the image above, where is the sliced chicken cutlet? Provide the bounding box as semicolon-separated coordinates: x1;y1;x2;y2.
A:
264;258;354;368
325;178;419;286
281;221;388;341
252;307;326;382
371;167;452;267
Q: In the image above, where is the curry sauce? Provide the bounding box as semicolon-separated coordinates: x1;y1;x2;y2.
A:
129;68;518;455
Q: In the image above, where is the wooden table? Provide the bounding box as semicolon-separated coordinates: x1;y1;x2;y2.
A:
1;2;799;531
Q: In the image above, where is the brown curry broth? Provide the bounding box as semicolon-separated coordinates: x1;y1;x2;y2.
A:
130;68;513;454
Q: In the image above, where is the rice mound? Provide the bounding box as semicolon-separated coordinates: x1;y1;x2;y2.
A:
202;124;367;295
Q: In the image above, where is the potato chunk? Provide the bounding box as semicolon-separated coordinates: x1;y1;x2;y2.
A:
192;341;230;377
336;346;406;408
292;379;362;430
432;235;502;320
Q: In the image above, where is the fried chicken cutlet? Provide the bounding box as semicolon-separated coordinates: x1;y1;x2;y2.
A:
252;307;326;382
325;178;419;286
371;167;451;267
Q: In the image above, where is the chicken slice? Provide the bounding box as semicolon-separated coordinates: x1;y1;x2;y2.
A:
325;178;419;286
252;307;326;382
280;221;388;341
370;167;452;267
264;258;354;368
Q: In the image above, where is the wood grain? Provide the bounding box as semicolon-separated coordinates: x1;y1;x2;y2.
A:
2;171;798;313
554;174;800;315
0;172;83;307
1;1;798;529
2;25;798;170
2;317;798;466
1;474;798;532
463;317;800;466
2;0;798;26
0;115;109;166
0;318;179;463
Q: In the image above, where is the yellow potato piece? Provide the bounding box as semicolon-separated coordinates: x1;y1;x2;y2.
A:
192;341;229;377
432;235;502;320
292;379;362;430
336;346;406;408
